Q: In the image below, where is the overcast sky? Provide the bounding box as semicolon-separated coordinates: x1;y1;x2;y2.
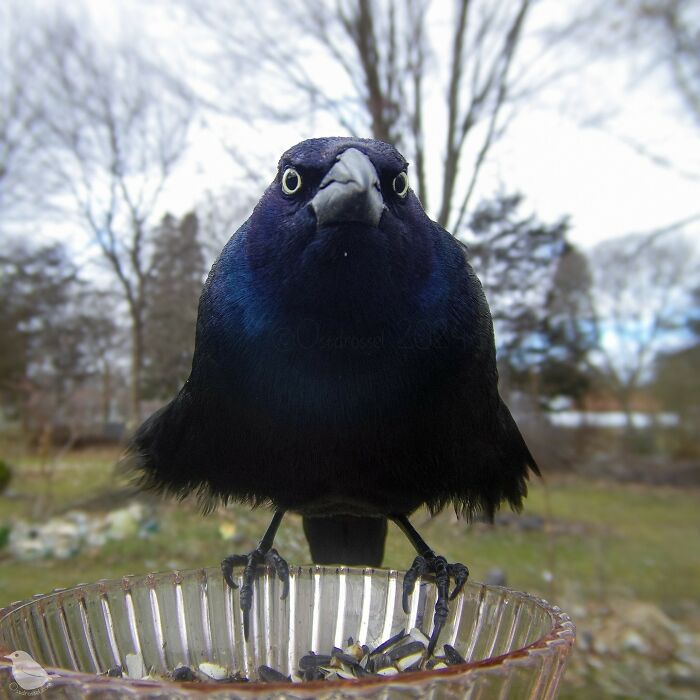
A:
27;0;700;254
154;1;700;250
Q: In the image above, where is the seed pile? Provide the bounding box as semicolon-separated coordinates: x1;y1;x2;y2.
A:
285;628;455;682
289;627;468;682
101;628;468;684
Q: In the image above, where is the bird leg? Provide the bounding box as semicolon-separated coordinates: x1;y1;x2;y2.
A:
390;514;469;656
221;510;290;640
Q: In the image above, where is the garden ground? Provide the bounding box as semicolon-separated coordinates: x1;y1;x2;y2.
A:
1;448;699;699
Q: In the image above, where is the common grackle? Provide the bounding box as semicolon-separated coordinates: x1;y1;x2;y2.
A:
125;137;539;655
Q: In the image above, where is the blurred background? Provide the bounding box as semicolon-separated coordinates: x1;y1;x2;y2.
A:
0;1;699;697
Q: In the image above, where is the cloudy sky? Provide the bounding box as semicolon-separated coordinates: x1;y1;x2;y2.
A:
20;0;700;253
158;1;700;249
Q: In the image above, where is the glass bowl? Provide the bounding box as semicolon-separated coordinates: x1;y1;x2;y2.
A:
0;566;574;699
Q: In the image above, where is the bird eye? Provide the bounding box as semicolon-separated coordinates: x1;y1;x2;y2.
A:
392;171;409;197
282;167;302;195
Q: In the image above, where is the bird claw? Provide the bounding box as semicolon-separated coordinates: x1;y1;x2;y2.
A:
221;547;290;640
401;553;469;656
447;562;469;600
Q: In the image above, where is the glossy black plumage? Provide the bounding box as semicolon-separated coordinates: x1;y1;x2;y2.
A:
126;137;538;561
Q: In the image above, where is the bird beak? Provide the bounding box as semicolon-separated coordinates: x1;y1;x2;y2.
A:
311;148;385;228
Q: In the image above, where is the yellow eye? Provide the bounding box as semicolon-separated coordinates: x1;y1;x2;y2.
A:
393;171;409;197
282;167;302;195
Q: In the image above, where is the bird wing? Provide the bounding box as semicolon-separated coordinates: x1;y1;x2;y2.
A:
120;229;255;510
15;664;48;678
421;224;540;520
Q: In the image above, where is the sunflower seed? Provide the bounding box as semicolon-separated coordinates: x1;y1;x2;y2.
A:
125;653;145;679
409;627;430;646
396;649;425;671
198;662;229;681
303;667;326;681
370;628;407;656
367;652;391;673
387;641;426;664
332;651;363;668
402;659;424;673
298;653;332;670
226;671;250;682
443;644;466;665
335;667;358;680
170;665;197;682
344;641;365;661
258;665;290;683
376;665;400;676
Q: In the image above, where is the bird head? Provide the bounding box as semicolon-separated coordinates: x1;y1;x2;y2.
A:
269;136;412;223
2;650;35;664
243;137;435;320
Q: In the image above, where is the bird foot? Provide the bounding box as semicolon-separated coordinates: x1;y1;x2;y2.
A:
221;548;290;639
402;553;469;655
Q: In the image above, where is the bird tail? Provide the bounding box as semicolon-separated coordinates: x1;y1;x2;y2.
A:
303;515;388;567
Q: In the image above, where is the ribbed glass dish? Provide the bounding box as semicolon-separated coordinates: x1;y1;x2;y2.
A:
0;566;574;699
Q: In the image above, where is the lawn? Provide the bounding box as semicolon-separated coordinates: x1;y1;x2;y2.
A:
1;447;699;698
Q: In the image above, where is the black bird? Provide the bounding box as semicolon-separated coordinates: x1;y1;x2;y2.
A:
126;137;538;654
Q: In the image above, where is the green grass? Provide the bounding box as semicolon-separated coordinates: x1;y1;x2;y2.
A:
0;447;118;520
1;448;699;698
1;448;699;611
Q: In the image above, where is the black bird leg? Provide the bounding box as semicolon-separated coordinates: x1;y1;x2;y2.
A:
221;510;290;640
390;514;469;656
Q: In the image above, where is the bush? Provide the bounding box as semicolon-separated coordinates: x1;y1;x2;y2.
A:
0;460;13;494
0;523;10;550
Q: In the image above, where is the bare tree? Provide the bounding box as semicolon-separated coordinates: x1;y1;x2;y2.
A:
0;3;59;223
37;16;194;426
589;225;698;431
183;0;563;233
575;0;698;123
196;186;255;264
555;0;700;180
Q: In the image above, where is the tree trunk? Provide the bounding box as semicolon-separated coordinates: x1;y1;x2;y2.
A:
128;306;143;430
619;388;638;453
101;359;112;431
620;392;634;432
